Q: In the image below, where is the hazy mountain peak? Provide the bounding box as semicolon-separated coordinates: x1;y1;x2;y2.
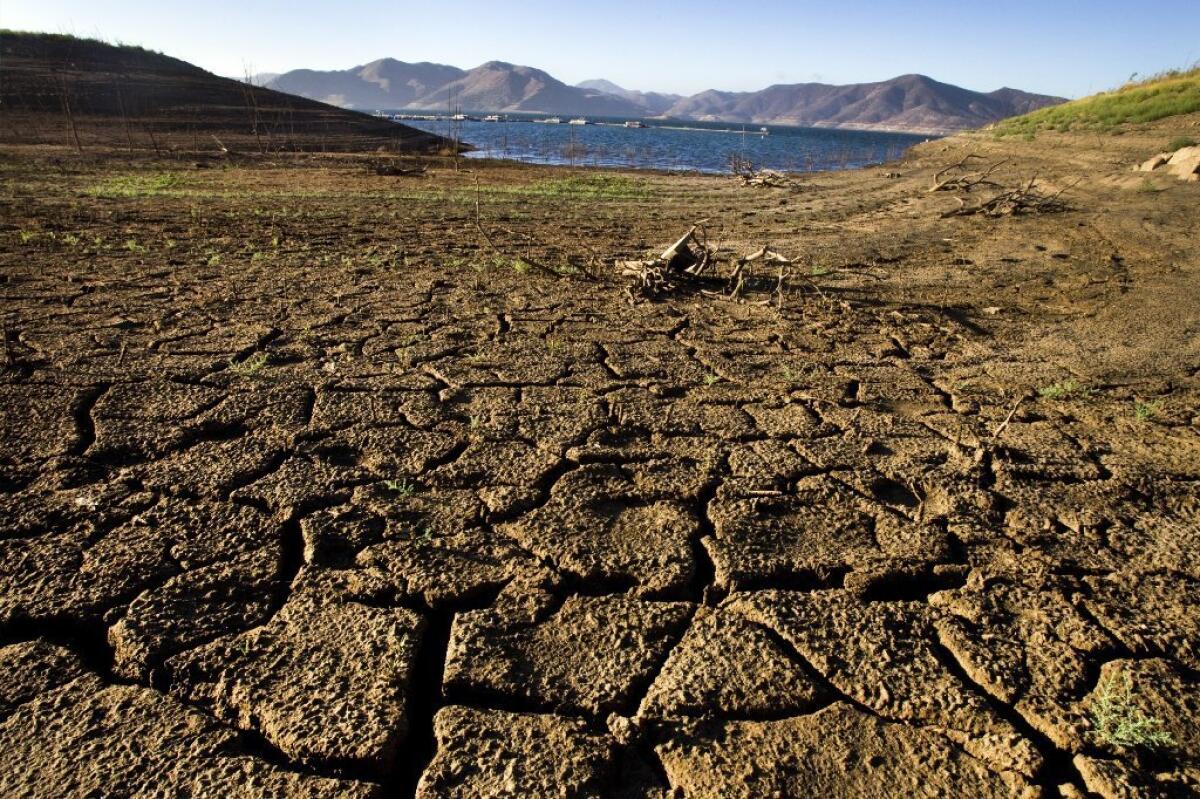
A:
266;59;1064;133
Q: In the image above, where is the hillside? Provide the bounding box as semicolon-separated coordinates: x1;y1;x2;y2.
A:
266;58;1063;133
995;67;1200;135
0;32;449;152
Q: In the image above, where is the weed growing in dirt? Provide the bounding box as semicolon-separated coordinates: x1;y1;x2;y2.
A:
1039;379;1094;400
1090;673;1175;750
87;172;181;198
384;478;416;497
1136;178;1160;193
1168;137;1197;151
704;373;721;386
500;174;650;200
1134;400;1162;422
781;366;799;384
228;352;269;376
206;253;222;267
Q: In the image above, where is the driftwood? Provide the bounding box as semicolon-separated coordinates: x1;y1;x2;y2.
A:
738;169;796;189
941;175;1078;218
619;220;714;302
929;154;1006;193
371;161;427;177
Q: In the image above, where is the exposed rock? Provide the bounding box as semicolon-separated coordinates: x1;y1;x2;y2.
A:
1136;153;1170;172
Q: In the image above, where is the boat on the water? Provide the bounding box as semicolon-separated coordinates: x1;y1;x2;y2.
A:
542;117;562;124
568;118;589;125
624;120;646;128
482;114;502;122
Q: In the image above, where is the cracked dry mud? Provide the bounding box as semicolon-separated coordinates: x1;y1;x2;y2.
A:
2;116;1199;798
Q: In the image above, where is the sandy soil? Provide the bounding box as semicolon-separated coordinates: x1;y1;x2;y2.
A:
0;114;1198;797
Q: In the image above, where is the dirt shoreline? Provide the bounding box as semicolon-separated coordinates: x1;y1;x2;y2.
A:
1;113;1198;797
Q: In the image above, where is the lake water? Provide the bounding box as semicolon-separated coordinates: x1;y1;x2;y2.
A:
395;113;930;174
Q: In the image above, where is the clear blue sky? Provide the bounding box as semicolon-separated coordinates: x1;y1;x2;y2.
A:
3;1;1197;98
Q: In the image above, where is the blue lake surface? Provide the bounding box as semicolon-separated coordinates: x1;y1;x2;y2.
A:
394;114;931;174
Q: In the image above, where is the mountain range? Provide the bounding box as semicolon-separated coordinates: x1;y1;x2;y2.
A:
264;59;1064;134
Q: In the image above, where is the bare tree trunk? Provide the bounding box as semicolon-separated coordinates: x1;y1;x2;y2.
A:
114;76;135;151
58;71;83;153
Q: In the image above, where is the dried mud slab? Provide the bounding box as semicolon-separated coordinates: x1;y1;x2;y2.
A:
498;465;699;596
444;593;693;716
1083;572;1200;670
0;640;86;719
416;706;616;799
706;476;951;590
728;589;1042;776
108;547;282;680
638;605;828;719
929;570;1117;750
168;569;425;773
0;674;377;798
356;529;556;608
0;384;83;464
654;703;1038;798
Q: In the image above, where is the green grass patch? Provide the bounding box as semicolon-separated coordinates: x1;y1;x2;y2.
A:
996;68;1200;135
1167;136;1197;151
87;172;183;198
1038;378;1095;401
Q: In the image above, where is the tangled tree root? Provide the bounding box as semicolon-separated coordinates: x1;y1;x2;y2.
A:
941;175;1077;218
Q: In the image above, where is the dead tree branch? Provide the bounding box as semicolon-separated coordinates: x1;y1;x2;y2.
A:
941;176;1079;218
929;156;1007;192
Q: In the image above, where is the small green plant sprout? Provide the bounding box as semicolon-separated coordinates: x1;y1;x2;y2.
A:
18;230;37;244
206;252;222;267
384;478;416;497
544;337;565;353
1039;378;1094;400
781;365;799;383
228;351;269;376
124;239;144;253
704;372;721;386
414;523;436;544
1134;400;1162;422
810;265;832;277
1090;672;1175;750
1167;136;1197;152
